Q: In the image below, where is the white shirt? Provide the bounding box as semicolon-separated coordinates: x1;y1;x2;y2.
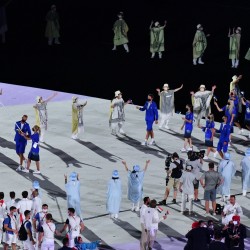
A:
6;199;16;214
67;215;81;235
42;222;55;241
17;198;33;218
31;197;42;216
140;204;148;224
223;202;243;217
143;207;163;230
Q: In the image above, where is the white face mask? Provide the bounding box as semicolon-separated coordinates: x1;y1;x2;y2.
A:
42;209;48;213
233;221;238;225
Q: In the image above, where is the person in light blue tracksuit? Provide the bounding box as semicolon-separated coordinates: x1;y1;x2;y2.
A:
122;160;150;212
217;153;236;202
241;148;250;196
106;170;122;219
136;94;158;146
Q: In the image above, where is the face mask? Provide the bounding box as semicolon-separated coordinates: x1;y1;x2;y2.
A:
233;221;238;225
202;225;207;228
42;209;48;213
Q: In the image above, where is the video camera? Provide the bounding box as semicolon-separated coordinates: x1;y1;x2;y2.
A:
165;154;172;171
187;150;205;161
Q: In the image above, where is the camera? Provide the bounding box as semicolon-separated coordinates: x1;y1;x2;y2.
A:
213;96;218;102
240;91;245;97
165;154;172;171
187;150;205;161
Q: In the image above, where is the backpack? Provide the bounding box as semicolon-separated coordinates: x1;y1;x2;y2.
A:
215;203;224;215
18;220;29;241
2;214;16;233
171;160;184;179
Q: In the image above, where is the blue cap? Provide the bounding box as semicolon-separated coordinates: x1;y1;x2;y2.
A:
33;180;40;189
224;153;230;160
112;170;119;178
245;148;250;156
133;165;140;172
70;172;77;181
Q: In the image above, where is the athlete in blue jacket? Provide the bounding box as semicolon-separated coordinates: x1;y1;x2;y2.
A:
136;94;158;145
14;115;31;171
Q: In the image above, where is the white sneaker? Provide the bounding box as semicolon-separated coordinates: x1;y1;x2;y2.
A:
141;141;148;146
243;190;247;196
114;214;118;219
187;147;193;151
71;135;77;140
203;156;209;160
16;165;22;171
164;125;170;130
149;140;156;145
33;170;41;174
135;207;140;212
238;129;244;135
228;142;232;147
22;168;29;173
204;212;209;217
213;151;218;158
198;58;204;64
181;148;187;152
119;129;126;136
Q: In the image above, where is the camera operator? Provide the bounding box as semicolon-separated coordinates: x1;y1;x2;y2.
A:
186;150;204;202
159;152;183;205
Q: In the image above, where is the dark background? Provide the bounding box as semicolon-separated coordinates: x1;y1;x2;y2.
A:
1;0;250;119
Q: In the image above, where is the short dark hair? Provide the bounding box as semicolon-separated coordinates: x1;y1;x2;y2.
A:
22;191;28;198
143;197;150;203
148;94;154;99
68;208;75;213
214;230;223;240
0;192;4;200
23;115;28;118
62;237;69;246
149;199;157;208
230;195;236;199
46;213;53;220
10;191;15;199
24;210;31;217
172;152;179;159
208;162;214;169
42;204;48;208
10;206;16;211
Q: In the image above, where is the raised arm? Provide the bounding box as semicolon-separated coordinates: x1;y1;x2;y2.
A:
214;101;223;112
122;160;129;171
174;84;183;92
211;85;216;93
44;92;58;103
163;20;167;28
228;28;231;37
143;160;150;171
156;88;161;96
149;20;153;30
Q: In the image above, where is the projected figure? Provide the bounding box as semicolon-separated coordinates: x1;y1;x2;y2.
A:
193;24;209;65
156;83;183;129
45;5;60;46
0;6;7;43
65;172;82;219
72;96;87;140
190;84;216;126
33;92;58;143
245;46;250;61
112;12;129;52
149;20;167;59
109;90;131;136
228;27;241;68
